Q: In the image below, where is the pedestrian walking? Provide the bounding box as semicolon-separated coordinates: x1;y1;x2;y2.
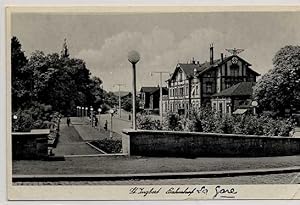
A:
95;117;98;127
104;120;108;131
67;117;71;127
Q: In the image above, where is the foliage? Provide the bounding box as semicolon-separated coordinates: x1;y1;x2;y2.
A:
11;37;109;115
165;112;183;131
11;36;29;111
12;102;53;132
169;108;295;137
253;45;300;116
121;93;141;113
136;113;162;130
11;36;117;131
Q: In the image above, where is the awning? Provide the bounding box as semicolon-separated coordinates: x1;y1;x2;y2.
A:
232;108;248;115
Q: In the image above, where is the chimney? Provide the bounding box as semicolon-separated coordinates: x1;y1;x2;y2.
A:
192;57;195;64
221;53;224;62
210;43;214;65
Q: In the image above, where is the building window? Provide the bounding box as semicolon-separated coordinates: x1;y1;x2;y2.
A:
226;103;230;113
196;85;199;95
206;82;212;94
230;64;239;77
213;102;217;111
219;102;223;113
225;82;231;89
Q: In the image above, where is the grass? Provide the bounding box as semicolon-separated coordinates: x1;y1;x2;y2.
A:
89;139;122;153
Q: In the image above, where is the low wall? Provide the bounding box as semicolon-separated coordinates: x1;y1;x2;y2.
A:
122;129;300;157
12;130;50;160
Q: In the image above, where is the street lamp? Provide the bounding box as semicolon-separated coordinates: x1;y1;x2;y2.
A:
85;107;88;117
79;106;81;117
128;50;140;130
90;106;94;127
98;108;102;130
13;115;18;132
251;100;258;115
109;109;115;138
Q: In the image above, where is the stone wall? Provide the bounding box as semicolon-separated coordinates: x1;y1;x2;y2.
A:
12;130;49;160
122;129;300;157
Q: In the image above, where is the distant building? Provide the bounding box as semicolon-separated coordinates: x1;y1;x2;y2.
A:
140;86;168;111
164;45;260;114
211;82;255;115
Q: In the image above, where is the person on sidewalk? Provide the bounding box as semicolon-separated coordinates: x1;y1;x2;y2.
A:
104;120;108;131
95;117;98;127
67;117;71;127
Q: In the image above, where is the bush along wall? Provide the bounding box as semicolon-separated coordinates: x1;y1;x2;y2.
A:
137;107;296;137
47;112;61;148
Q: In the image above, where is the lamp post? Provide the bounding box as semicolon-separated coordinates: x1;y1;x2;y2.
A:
81;107;84;119
98;108;102;130
251;101;258;116
85;107;88;117
114;84;126;118
13;115;18;132
128;50;140;130
109;109;114;138
90;106;94;127
77;106;80;117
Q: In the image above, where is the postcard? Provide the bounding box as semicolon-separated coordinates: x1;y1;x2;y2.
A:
6;6;300;200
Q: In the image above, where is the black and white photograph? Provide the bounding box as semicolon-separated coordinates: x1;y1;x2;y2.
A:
6;6;300;200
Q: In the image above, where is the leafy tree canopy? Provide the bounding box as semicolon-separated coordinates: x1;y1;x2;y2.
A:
253;45;300;116
11;36;112;118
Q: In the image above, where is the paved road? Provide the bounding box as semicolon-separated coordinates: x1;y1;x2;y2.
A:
98;114;132;136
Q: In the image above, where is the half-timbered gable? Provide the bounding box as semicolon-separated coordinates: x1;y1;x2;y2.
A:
163;45;260;114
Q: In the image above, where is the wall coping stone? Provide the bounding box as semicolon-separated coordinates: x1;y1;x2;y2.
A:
122;129;299;140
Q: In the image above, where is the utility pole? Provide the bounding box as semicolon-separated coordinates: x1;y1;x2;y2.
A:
113;84;126;118
151;71;169;125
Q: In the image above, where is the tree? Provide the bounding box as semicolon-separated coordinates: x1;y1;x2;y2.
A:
253;45;300;116
11;36;28;111
121;93;141;112
11;37;107;117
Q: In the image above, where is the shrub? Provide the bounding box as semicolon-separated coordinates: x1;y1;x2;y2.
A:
90;139;122;153
12;102;54;131
178;107;295;137
165;112;183;131
136;113;162;130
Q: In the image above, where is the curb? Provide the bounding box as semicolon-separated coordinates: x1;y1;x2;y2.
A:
12;166;300;182
63;153;128;158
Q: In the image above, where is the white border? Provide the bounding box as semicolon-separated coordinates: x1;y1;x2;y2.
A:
2;0;300;205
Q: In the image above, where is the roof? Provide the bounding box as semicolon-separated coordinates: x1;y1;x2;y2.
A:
140;87;159;93
178;63;204;77
212;82;255;97
168;55;259;81
149;87;168;95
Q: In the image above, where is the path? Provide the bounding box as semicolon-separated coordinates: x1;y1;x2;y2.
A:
53;118;101;156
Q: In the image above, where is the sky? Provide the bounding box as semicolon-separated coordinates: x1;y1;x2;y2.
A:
11;11;300;92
